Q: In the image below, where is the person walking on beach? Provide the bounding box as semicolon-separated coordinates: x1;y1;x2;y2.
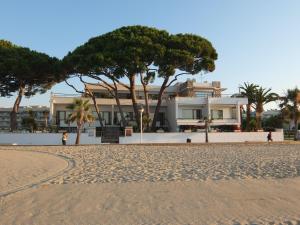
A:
267;131;273;143
62;132;68;145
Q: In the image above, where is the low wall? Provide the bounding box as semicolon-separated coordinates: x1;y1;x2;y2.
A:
119;132;206;144
119;131;284;144
0;133;102;145
0;131;284;145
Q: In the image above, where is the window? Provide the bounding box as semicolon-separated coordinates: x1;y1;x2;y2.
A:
194;109;202;119
94;92;113;99
182;109;202;119
158;112;165;126
117;93;131;99
59;111;66;120
101;112;111;125
211;110;223;120
149;94;159;100
113;112;134;125
195;92;213;98
231;107;237;119
182;109;193;119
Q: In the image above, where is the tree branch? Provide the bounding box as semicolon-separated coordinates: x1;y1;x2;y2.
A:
64;79;85;94
79;75;115;97
166;72;190;88
104;74;130;90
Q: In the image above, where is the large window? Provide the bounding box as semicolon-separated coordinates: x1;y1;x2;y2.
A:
195;92;213;98
93;92;113;99
117;93;131;99
113;112;134;125
158;112;165;126
211;110;223;120
182;109;202;119
101;112;111;125
231;107;237;119
149;94;159;100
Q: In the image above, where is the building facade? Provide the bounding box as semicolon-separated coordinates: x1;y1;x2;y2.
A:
50;79;248;132
0;106;49;131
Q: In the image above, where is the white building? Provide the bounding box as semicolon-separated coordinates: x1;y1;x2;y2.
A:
0;106;49;131
50;79;248;133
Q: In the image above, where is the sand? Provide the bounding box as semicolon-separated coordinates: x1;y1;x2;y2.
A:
0;150;68;194
1;144;300;224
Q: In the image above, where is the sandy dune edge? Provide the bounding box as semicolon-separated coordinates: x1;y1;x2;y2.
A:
1;178;300;225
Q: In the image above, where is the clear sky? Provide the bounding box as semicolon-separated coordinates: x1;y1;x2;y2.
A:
0;0;299;108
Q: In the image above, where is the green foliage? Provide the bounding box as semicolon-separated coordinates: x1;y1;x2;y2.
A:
253;87;278;113
21;110;37;132
63;26;170;77
240;83;278;130
66;98;95;124
239;82;259;105
63;26;217;129
280;87;300;140
0;39;62;97
280;87;300;119
66;98;95;144
262;115;283;129
239;82;259;131
249;118;257;131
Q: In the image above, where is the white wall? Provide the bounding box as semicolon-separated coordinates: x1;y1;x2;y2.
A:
0;133;102;145
120;131;284;144
208;131;283;143
0;131;284;145
120;132;206;144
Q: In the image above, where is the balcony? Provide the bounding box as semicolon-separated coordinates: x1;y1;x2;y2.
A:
50;93;165;106
210;117;239;126
176;118;205;126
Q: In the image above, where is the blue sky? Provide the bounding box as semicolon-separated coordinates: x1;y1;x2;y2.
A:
1;0;300;108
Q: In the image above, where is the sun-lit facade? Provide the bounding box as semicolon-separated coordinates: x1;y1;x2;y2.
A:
50;79;248;132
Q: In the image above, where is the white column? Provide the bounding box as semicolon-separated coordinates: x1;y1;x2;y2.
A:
236;103;241;128
207;98;211;120
49;93;54;123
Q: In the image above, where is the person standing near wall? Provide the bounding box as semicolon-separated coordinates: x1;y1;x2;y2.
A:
62;132;68;145
267;131;273;143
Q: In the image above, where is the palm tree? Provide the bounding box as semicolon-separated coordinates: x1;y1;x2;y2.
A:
280;88;300;140
253;87;278;130
239;82;258;131
66;98;95;145
21;110;37;133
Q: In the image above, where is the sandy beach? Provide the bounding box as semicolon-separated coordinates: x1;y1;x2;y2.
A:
1;143;300;224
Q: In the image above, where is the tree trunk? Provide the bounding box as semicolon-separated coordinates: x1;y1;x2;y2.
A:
151;77;169;131
85;86;104;128
240;106;243;130
142;81;150;131
75;124;81;145
129;75;140;128
45;117;48;128
256;111;262;130
112;81;127;127
246;104;251;131
10;83;25;132
91;95;104;128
